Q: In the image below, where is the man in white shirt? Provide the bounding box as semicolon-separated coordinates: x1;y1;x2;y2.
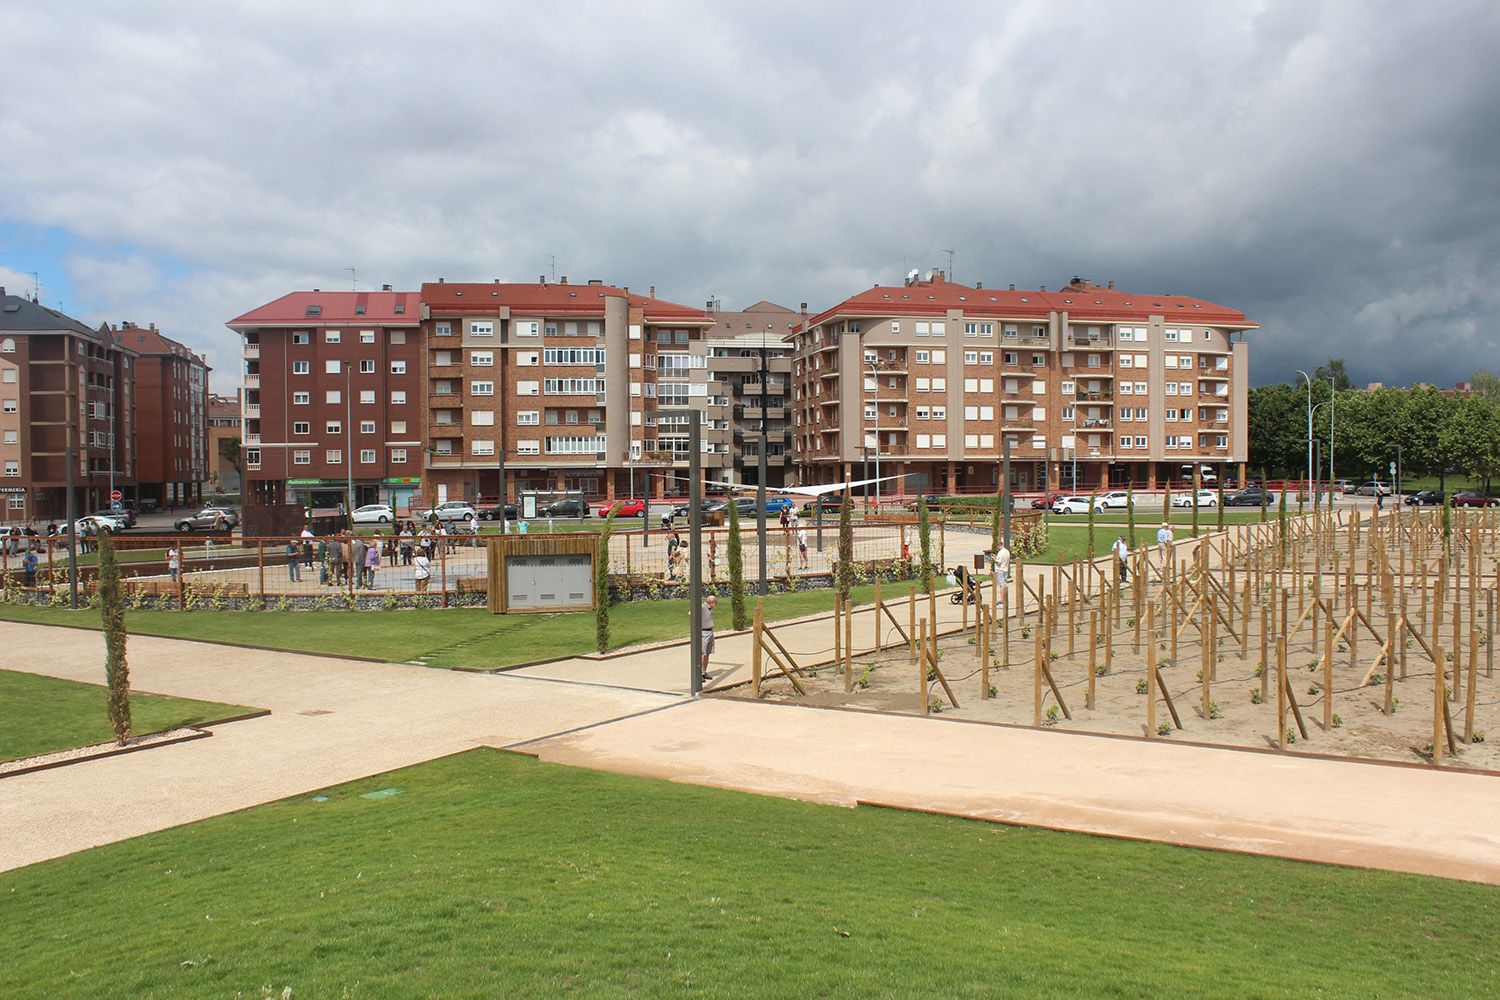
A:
1155;522;1174;579
990;542;1011;588
1112;534;1130;583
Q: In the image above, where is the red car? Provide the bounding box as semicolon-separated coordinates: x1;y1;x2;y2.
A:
596;498;647;517
1450;492;1499;508
1032;493;1066;510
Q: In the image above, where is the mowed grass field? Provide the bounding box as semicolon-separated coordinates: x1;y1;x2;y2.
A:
0;669;256;761
3;749;1495;998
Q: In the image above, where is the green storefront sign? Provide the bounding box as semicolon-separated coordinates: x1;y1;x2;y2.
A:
382;477;422;486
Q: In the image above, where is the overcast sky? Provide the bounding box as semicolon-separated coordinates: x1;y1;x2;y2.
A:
2;1;1497;392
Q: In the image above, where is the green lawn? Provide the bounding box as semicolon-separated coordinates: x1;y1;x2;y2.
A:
0;669;257;761
3;749;1493;997
0;580;906;670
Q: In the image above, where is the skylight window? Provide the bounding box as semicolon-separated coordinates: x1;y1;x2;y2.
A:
305;305;322;316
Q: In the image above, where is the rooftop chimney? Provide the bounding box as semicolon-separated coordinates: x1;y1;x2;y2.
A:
975;281;983;289
649;286;655;298
539;275;546;284
381;283;392;291
560;276;568;284
1008;283;1015;291
587;278;602;285
438;277;444;283
1039;285;1046;292
800;302;807;314
1107;280;1115;289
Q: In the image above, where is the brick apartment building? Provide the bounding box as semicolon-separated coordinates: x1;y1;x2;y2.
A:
227;291;424;511
207;392;241;494
418;278;718;505
790;274;1255;494
0;288;136;521
109;322;210;509
700;300;798;489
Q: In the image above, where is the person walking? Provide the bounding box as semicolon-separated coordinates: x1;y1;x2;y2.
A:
413;549;431;593
285;540;302;583
351;534;368;588
340;535;355;586
167;543;181;582
317;538;330;585
667;531;682;580
364;538;381;589
991;540;1011;588
698;593;718;684
1155;521;1174;580
300;525;315;568
1112;533;1130;584
779;506;790;529
22;549;39;587
797;526;809;569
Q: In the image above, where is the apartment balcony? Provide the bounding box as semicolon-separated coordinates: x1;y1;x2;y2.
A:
243;374;260;389
1075;389;1114;401
243;433;261;445
242;343;260;360
243;403;261;418
1066;333;1114;349
1200;382;1232;398
1076;417;1112;430
819;368;841;379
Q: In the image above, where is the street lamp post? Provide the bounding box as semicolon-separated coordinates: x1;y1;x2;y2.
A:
1328;376;1336;498
344;362;354;531
1296;370;1314;502
756;326;769;596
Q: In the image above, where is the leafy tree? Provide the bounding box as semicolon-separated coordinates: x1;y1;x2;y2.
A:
917;496;933;592
726;500;747;630
1126;484;1136;542
1087;492;1097;558
1260;468;1269;523
1470;370;1500;407
97;532;131;745
1216;479;1225;531
593;509;616;652
218;436;243;495
836;487;854;602
1313;359;1355;391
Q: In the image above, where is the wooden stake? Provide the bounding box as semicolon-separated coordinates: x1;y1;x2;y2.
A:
919;618;930;717
980;603;991;699
844;592;854;693
909;584;917;663
1433;642;1445;765
1464;627;1478;745
1033;624;1044;726
1323;605;1334;730
833;593;842;667
752;598;764;698
1277;633;1288;750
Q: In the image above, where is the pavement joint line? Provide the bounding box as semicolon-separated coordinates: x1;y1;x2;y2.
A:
501;699;693;751
488;671;687;697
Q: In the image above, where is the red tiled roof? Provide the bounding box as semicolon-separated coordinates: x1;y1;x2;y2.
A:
802;279;1253;331
227;291;422;328
109;323;208;366
420;282;711;324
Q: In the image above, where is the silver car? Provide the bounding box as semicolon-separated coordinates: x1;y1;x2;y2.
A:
420;501;477;523
174;506;239;531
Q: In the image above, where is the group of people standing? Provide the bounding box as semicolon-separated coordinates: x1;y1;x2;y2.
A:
285;526;438;592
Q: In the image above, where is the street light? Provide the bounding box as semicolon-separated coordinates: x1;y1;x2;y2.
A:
1295;370;1314;500
344;362;354;531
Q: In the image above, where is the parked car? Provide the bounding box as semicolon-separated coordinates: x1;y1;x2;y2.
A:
1225;487;1274;507
174;506;239;531
763;496;796;514
597;498;647;518
76;513;125;533
351;503;395;525
1093;491;1133;512
1051;495;1092;515
1335;480;1356;494
800;495;845;515
908;494;948;511
1405;489;1444;506
90;508;136;529
539;498;589;518
1171;490;1219;509
1354;481;1391;496
475;499;518;521
419;501;478;523
672;498;720;518
1451;491;1499;508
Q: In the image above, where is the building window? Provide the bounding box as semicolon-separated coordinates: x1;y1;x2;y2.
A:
472;381;495;396
516;440;540;456
325;360;341;374
324;331;340;344
292;361;310;375
391;449;407;464
515;380;539;396
390;331;406;345
1;399;15;413
292;421;310;435
514;321;539;337
390;360;406;375
979;352;992;365
472;411;495;426
326;449;342;464
360;330;376;344
517;410;539;425
326;390;342;404
435;322;452;336
292;332;310;345
293;392;310;405
354;390;372;404
390;391;407;405
245;448;260;468
326;420;341;434
1134;436;1147;448
292;450;311;465
358;359;375;374
360;420;376;434
360;449;376;464
2;461;17;476
471;321;495;337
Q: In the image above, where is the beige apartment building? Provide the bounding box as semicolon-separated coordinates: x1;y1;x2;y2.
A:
790;274;1255;494
419;279;721;504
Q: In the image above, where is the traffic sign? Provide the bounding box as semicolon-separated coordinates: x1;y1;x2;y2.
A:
110;500;123;511
109;489;122;501
1388;462;1396;475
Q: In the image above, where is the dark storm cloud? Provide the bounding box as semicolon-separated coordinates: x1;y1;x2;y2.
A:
0;0;1496;389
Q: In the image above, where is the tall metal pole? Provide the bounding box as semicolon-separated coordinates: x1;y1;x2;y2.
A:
1328;377;1336;498
1001;436;1012;548
757;335;768;595
1296;370;1313;502
65;444;78;609
688;414;703;695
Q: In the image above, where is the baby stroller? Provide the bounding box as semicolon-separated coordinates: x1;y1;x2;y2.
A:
948;565;980;605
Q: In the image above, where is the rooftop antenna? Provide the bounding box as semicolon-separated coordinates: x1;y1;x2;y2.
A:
549;255;556;283
345;266;357;292
28;271;40;303
941;248;955;283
